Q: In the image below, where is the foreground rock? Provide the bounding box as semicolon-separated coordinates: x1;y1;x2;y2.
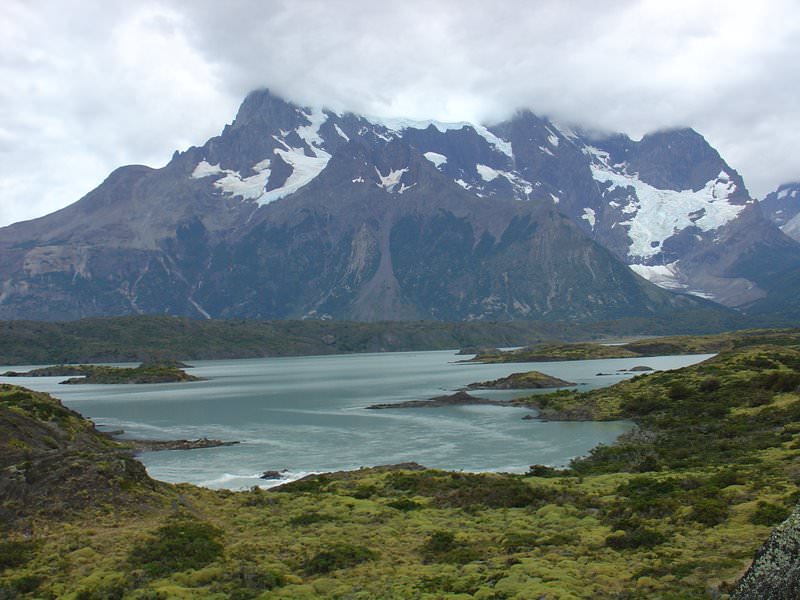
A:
731;505;800;599
466;370;575;390
366;391;513;410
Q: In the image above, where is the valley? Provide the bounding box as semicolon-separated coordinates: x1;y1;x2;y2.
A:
2;331;800;597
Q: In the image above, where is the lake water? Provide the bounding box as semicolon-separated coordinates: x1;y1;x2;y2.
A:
0;350;713;490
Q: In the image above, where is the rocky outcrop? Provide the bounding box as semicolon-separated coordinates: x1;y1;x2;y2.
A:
0;385;161;525
731;505;800;599
466;370;575;390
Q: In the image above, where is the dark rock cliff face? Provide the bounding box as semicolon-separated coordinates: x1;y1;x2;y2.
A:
732;505;800;599
0;89;794;321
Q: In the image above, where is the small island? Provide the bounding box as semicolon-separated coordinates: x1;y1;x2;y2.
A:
3;362;203;384
123;438;239;453
465;370;575;390
366;390;515;410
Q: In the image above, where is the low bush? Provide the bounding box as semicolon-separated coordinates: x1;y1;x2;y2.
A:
750;501;791;526
420;531;482;564
288;512;337;526
688;498;729;526
303;544;377;574
128;516;224;577
0;540;37;570
386;497;422;511
606;525;667;550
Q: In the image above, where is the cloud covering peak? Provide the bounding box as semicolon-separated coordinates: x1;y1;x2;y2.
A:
2;0;798;226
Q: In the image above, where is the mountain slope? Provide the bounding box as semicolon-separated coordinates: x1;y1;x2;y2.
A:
0;89;785;321
760;182;800;241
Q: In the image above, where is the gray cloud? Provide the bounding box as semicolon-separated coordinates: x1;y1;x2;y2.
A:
1;0;798;226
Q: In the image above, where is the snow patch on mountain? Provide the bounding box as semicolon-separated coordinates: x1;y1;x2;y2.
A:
191;161;225;178
782;212;800;241
476;164;500;182
369;116;513;159
423;152;447;168
582;207;596;229
296;108;328;148
589;147;745;261
629;263;715;299
215;168;272;201
499;170;534;200
630;263;684;290
192;159;272;201
473;125;513;158
333;124;350;141
375;167;411;193
259;148;330;204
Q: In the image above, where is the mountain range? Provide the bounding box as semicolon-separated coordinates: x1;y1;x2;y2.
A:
0;89;797;322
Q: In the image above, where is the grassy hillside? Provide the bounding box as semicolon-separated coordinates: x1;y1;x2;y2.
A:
0;310;761;365
3;336;800;597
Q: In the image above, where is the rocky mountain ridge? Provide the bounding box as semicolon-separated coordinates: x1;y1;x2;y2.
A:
0;89;796;321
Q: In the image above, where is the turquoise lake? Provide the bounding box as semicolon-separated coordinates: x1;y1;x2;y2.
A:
0;350;714;489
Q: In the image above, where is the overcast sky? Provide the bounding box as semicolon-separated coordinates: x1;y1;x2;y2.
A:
1;0;798;227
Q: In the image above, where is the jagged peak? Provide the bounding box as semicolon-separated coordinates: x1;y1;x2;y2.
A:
230;88;305;131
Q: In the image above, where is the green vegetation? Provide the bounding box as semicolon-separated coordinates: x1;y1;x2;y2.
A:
128;516;224;578
303;544;377;575
0;312;768;365
4;331;800;597
466;370;575;389
470;327;800;363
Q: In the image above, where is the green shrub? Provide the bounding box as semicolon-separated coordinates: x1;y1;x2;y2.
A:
667;382;693;400
606;526;667;550
388;471;552;508
753;370;800;392
386;497;422;511
0;540;37;570
350;484;377;499
0;575;42;595
419;531;483;564
303;544;377;574
698;376;722;393
688;498;729;526
502;531;574;552
527;464;563;477
750;501;791;526
128;517;224;577
288;512;337;526
74;572;130;600
616;477;681;518
421;531;456;554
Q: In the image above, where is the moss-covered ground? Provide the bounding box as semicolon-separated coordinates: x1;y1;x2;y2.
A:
3;336;800;598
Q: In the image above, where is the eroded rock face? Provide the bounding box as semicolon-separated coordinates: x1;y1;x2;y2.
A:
731;506;800;599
